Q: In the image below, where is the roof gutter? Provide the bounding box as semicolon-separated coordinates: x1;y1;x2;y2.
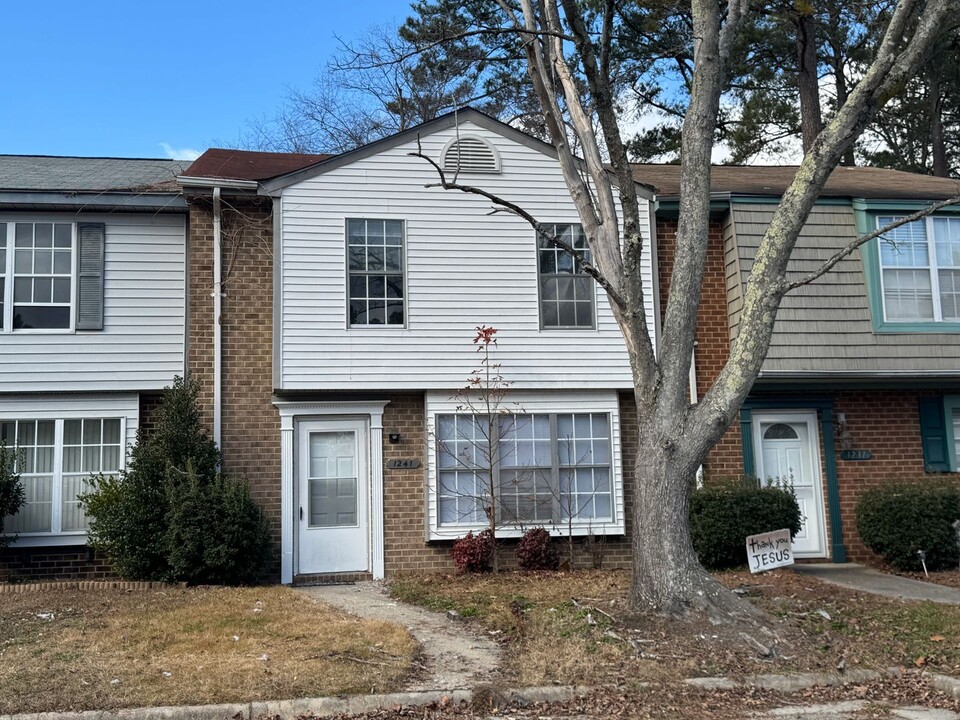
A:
177;175;259;191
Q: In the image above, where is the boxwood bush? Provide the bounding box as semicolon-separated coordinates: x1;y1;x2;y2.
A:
856;482;960;571
690;478;803;570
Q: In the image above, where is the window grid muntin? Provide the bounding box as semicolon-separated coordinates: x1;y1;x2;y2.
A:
11;222;73;330
877;215;960;324
2;420;56;533
436;412;612;527
347;218;405;327
538;224;595;329
1;416;123;536
61;418;123;532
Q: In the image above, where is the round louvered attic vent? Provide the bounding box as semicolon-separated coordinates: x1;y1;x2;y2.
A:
441;135;501;174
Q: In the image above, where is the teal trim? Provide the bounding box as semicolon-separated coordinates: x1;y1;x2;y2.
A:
739;408;755;477
740;396;846;563
943;396;960;472
820;407;846;563
852;198;960;213
732;195;852;206
856;208;960;334
918;398;951;472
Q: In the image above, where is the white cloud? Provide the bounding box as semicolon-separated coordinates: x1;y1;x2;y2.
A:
159;142;201;161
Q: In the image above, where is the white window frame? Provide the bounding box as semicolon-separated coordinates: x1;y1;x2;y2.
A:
1;395;137;547
0;217;77;334
877;215;960;324
424;390;625;540
344;217;408;329
537;223;597;330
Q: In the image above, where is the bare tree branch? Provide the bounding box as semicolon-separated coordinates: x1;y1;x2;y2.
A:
408;139;627;309
784;195;960;291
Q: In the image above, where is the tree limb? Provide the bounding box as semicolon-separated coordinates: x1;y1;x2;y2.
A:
408;139;627;310
784;195;960;291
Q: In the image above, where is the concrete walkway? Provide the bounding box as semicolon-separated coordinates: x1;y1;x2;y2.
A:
793;564;960;604
297;582;502;691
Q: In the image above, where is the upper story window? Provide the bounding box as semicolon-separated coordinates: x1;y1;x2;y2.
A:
7;222;74;330
538;224;594;329
877;216;960;324
347;219;405;327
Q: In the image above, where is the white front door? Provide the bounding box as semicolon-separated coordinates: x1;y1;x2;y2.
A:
753;412;827;558
297;419;369;575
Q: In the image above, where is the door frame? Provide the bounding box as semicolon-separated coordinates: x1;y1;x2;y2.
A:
274;400;389;583
751;409;829;559
297;418;369;575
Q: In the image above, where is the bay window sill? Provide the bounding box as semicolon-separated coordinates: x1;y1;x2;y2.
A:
427;520;625;542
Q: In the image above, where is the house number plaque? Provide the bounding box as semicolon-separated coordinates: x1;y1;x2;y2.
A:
386;459;421;469
840;449;873;461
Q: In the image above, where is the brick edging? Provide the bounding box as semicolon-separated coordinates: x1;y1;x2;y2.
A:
0;580;185;594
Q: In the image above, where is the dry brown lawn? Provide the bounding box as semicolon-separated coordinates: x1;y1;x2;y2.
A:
0;585;418;714
389;568;960;688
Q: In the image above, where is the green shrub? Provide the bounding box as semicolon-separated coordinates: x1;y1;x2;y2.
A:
82;376;272;584
690;477;803;570
0;443;25;548
856;482;960;571
166;465;272;585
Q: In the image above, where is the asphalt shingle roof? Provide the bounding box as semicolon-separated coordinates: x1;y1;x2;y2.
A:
183;149;331;182
0;155;190;193
631;163;960;200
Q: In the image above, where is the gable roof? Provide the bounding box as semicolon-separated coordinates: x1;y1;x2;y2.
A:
183;148;332;183
631;163;960;201
255;108;654;199
0;155;189;193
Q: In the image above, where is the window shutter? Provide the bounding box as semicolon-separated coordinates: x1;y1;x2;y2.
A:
76;222;105;330
919;397;950;472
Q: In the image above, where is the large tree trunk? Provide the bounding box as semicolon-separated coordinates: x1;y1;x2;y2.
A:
628;400;763;622
796;9;823;154
930;72;949;176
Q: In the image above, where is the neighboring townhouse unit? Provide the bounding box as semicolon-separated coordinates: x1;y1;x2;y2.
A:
0;155;188;580
633;164;960;564
178;109;659;582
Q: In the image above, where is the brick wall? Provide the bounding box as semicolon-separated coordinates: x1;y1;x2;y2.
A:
187;196;282;577
382;392;635;576
832;388;957;561
656;216;744;479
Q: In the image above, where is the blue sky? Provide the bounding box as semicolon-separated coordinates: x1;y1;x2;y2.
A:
1;1;412;159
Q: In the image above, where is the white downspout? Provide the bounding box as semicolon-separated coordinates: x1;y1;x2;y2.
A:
212;187;222;450
690;346;704;487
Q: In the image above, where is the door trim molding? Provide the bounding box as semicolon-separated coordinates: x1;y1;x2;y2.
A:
739;398;846;563
751;410;828;559
274;400;389;583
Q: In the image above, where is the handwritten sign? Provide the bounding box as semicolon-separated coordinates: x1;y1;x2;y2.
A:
746;528;794;574
385;458;421;470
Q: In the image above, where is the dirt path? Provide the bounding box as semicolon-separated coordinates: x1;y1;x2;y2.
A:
297;582;502;691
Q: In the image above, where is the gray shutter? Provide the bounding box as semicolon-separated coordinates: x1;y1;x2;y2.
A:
76;223;105;330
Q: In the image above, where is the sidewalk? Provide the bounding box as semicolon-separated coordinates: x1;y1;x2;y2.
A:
793;563;960;604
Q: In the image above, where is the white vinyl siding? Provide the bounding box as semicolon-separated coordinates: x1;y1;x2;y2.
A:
0;213;185;392
278;120;653;391
425;391;625;540
1;394;137;546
